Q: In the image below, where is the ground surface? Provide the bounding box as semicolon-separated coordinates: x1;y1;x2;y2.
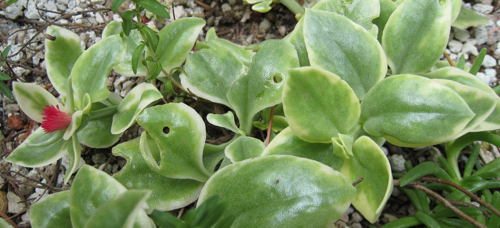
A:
0;0;500;227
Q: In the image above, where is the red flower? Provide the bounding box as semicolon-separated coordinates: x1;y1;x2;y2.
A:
41;105;72;133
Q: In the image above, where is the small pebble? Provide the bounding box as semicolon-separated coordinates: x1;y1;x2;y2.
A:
259;19;272;33
381;213;398;223
389;154;406;173
92;153;108;165
7;191;25;214
472;4;494;14
221;3;232;12
474;25;488;45
351;212;363;223
462;39;479;56
482;54;497;67
448;40;463;53
453;28;470;42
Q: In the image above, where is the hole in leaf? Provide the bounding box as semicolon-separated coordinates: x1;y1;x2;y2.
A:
272;73;284;83
163;127;170;134
273;73;283;83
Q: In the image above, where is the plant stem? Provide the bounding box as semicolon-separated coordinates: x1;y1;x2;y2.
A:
443;52;455;67
446;132;500;181
134;5;188;93
89;105;118;120
420;177;500;219
394;179;488;228
279;0;305;17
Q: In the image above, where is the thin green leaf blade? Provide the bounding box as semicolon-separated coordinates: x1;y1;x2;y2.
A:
137;0;170;18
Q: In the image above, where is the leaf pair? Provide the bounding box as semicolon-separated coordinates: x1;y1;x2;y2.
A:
181;32;299;134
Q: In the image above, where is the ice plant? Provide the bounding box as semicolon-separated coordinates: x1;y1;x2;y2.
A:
41;105;72;133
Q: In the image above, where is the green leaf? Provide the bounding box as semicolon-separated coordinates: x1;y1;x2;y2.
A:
121;11;136;36
112;0;127;12
84;190;152;228
227;39;299;134
153;17;205;76
433;79;497;135
415;211;441;228
13;82;61;123
373;0;398;41
469;48;487;76
380;217;421;228
419;67;500;132
198;155;357;227
303;9;387;99
30;191;71;228
141;26;159;51
146;61;162;80
452;7;488;29
360;75;475;147
181;45;246;107
5;0;18;7
137;103;211;182
113;137;204;211
251;0;272;13
340;136;393;223
262;127;345;170
197;30;255;67
5;128;66;167
78;113;122;148
400;162;454;186
150;210;184;227
313;0;380;37
137;0;170;18
71;35;126;106
224;136;264;163
1;45;11;59
70;165;153;228
0;81;14;101
383;0;452;74
103;21;148;76
132;43;147;75
0;72;10;80
283;18;310;66
206;112;243;135
111;83;163;134
283;67;360;143
473;157;500;177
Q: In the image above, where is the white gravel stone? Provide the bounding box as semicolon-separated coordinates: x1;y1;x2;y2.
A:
381;213;399;223
473;3;494;14
25;0;40;19
221;3;232;12
7;191;25;214
5;0;27;20
448;40;463;53
259;19;272;33
192;7;204;18
475;25;489;45
477;71;497;85
121;81;136;97
389;154;406;173
462;39;479;56
172;6;187;19
482;54;497;68
454;28;470;42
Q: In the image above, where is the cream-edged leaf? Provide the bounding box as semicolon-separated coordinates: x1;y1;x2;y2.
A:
340;136;393;223
113;137;204;211
198;155;356;227
111;83;163;134
12;82;60;123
